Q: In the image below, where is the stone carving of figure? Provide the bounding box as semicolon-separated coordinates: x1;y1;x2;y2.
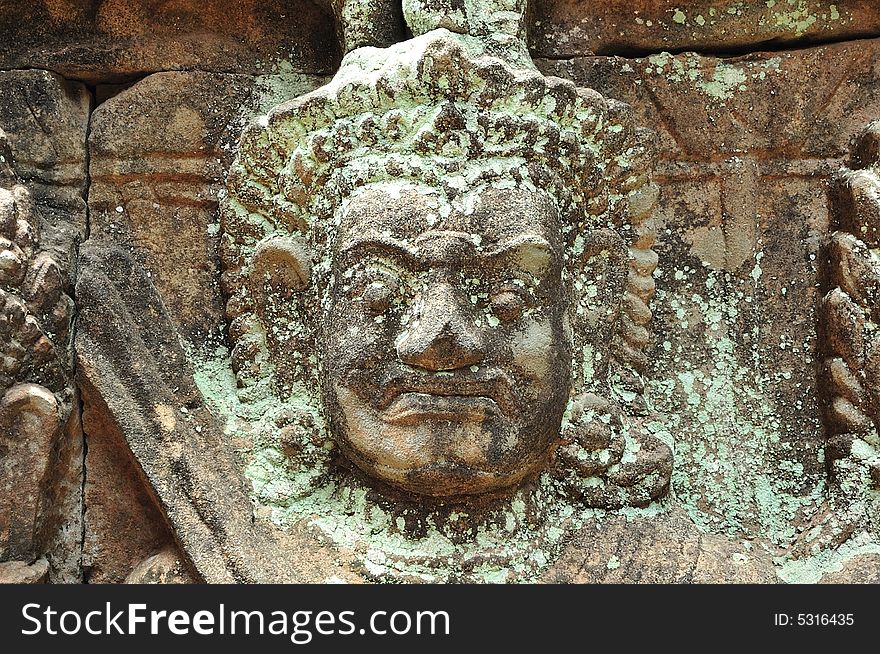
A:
220;22;671;509
0;128;75;579
66;0;791;584
822;121;880;485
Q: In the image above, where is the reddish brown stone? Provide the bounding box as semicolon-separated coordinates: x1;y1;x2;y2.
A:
87;70;324;343
531;0;880;57
0;0;340;83
0;558;49;584
541;40;880;160
80;379;179;584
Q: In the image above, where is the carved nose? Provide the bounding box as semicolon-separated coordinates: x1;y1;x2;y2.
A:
397;283;485;371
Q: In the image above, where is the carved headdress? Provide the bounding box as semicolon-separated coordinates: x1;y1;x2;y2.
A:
222;30;657;385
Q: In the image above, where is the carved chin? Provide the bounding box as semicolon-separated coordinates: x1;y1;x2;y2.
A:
330;384;553;496
356;456;545;497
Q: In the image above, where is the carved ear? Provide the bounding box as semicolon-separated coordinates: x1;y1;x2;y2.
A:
250;235;313;295
575;229;629;329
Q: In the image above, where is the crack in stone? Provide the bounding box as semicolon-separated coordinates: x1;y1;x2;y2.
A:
532;31;880;62
71;82;95;583
5;29;880;91
1;65;334;88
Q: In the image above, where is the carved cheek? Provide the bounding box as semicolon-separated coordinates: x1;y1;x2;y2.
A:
509;315;557;386
329;302;387;367
327;302;405;408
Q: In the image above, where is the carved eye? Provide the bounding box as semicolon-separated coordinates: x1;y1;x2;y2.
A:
362;279;395;316
490;286;528;323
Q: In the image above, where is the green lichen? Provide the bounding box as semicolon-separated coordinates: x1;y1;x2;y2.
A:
254;61;329;117
776;531;880;583
646;53;786;108
190;344;332;506
764;0;844;35
646;266;825;545
658;0;847;37
647;53;748;104
699;63;747;102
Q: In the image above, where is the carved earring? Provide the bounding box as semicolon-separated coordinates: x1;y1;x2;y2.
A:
575;228;629;330
246;235;316;340
249;235;314;296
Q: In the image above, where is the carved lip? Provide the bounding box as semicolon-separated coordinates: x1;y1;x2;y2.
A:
378;373;516;415
382;392;501;425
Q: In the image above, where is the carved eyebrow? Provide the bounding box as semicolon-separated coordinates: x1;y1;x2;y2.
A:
337;236;419;268
484;235;554;277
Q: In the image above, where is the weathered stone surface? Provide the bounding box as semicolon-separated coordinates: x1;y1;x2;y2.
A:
0;384;60;561
0;0;339;83
818;552;880;583
403;0;530;61
36;402;83;584
197;23;678;581
80;378;182;584
124;547;196;584
76;243;295;582
74;242;764;583
531;0;880;57
223;26;665;503
0;117;83;582
0;558;49;584
541;507;776;583
70;4;880;584
3;0;879;586
0;69;90;271
537;38;880;553
329;0;405;53
540;40;880;161
74;242;393;583
88;70;324;343
820;122;880;459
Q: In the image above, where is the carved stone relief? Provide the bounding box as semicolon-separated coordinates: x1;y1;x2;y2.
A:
0;129;77;579
6;0;880;584
818;122;880;542
209;1;672;578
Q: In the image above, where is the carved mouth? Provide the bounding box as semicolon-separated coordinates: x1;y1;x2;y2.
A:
382;392;502;425
377;372;517;415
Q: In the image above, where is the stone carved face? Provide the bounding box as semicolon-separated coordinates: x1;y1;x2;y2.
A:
319;184;571;496
223;29;664;509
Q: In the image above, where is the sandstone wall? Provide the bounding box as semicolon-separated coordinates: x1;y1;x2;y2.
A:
2;0;880;583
